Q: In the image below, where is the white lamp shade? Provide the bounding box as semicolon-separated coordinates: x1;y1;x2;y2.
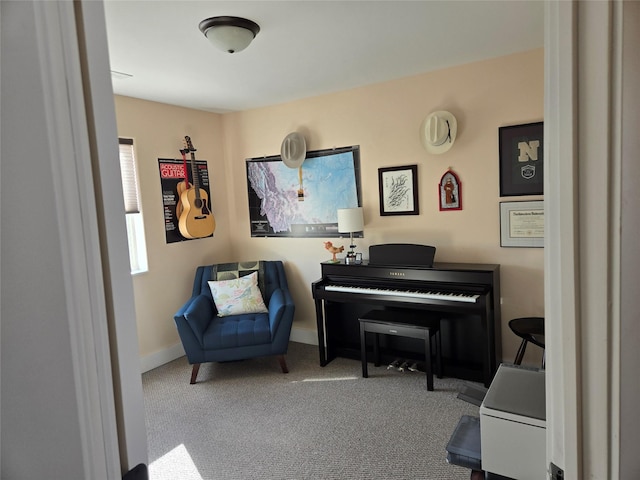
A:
204;25;256;53
337;207;364;233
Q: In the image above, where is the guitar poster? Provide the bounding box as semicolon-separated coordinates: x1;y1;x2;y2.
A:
158;158;213;243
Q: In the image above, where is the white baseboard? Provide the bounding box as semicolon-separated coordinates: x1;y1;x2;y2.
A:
140;326;317;373
289;326;318;346
140;342;185;373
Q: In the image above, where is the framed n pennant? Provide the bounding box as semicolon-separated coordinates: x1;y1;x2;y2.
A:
499;122;543;196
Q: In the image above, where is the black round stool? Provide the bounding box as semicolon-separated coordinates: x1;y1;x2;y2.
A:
509;317;545;368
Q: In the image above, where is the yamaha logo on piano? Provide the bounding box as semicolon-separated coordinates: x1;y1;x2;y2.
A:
389;272;405;277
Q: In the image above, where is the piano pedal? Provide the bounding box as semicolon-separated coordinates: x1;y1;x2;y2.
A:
408;362;420;372
398;361;410;372
387;358;403;370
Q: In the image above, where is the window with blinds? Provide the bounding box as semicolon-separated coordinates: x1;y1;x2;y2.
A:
118;138;140;214
118;138;148;274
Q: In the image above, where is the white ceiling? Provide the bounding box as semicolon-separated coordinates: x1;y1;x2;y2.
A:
104;1;544;114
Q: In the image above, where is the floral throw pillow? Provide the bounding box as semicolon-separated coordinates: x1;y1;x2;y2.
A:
208;271;268;317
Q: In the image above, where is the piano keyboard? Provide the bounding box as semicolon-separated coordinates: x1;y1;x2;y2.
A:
324;285;480;303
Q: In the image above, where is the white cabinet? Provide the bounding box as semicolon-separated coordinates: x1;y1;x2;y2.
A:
480;364;546;480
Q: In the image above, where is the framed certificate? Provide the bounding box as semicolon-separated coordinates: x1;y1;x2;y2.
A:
500;200;544;247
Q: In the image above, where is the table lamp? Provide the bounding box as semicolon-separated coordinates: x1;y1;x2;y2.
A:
337;207;364;264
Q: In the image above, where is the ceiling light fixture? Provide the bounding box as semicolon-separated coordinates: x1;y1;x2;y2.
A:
198;16;260;54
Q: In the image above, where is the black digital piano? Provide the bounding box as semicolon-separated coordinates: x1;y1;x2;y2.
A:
311;244;501;387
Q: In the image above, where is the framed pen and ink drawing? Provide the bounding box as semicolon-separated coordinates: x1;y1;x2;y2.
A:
378;164;419;216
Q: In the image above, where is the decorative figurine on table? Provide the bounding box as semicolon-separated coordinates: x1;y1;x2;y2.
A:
323;241;344;263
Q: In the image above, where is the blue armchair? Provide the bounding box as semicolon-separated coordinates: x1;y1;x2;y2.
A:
174;261;295;384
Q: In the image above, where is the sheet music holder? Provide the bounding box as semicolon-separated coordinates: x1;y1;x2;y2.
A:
369;243;436;267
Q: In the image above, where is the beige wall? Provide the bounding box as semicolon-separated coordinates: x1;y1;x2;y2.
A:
115;48;545;367
114;96;232;358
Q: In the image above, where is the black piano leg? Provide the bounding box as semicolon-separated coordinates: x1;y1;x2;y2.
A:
424;334;434;391
360;324;368;378
373;332;380;367
314;300;327;366
436;330;443;379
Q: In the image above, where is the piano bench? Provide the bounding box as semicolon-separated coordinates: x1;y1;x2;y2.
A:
358;309;442;391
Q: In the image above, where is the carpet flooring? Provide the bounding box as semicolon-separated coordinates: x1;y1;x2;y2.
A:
142;342;480;480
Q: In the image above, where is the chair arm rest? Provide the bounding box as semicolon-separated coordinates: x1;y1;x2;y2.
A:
175;294;215;345
268;287;295;338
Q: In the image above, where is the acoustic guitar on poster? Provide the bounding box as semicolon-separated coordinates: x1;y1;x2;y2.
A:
175;143;190;219
178;136;216;239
